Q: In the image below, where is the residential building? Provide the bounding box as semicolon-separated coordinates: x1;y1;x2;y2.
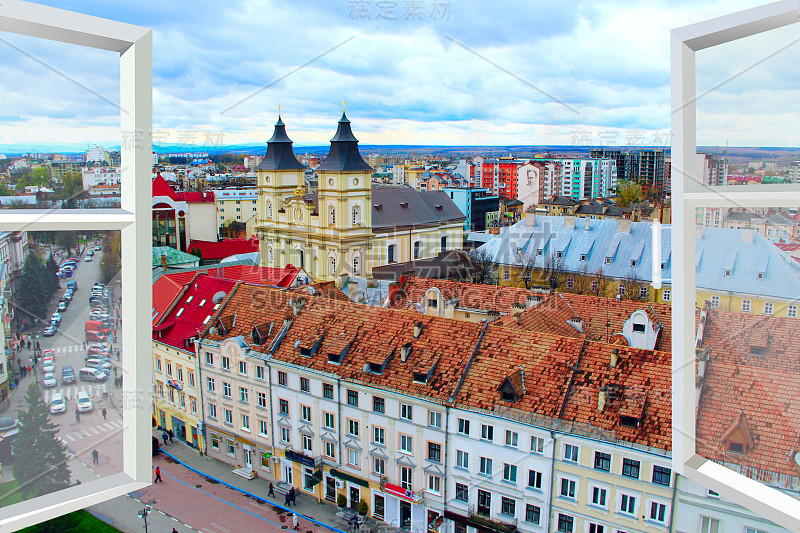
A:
370;250;481;283
517;161;562;209
722;209;799;243
187;236;260;264
440;188;499;233
152;246;201;269
49;159;84;182
152;174;217;251
789;161;800;183
589;148;638;182
698;153;728;187
636;150;666;197
81;166;121;190
152;274;236;450
85;146;110;164
213;187;259;238
256;114;465;282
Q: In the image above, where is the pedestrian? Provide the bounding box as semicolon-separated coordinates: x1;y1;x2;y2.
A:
36;341;40;351
116;350;120;361
26;340;30;350
91;449;99;464
162;431;168;445
268;482;275;497
284;491;291;507
292;513;298;531
154;466;162;483
172;529;178;533
101;408;107;421
349;515;358;533
168;428;174;443
290;487;297;506
27;366;31;375
75;409;80;423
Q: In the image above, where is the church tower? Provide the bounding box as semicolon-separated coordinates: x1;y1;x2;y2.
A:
256;115;306;268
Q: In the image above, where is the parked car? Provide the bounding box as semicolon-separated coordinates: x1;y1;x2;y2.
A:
84;256;92;262
93;282;104;289
49;393;66;414
67;280;77;290
42;360;55;374
94;245;102;251
60;269;73;278
61;366;76;384
63;291;73;302
42;325;57;336
43;372;57;388
50;312;62;325
79;367;107;382
85;358;112;371
76;391;93;412
57;301;67;312
87;345;111;356
87;249;94;256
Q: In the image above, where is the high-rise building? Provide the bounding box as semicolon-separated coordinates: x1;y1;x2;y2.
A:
636;149;666;197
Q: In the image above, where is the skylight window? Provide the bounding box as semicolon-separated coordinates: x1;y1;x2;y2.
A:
203;315;211;325
186;296;194;303
214;303;221;310
199;299;207;306
176;308;185;317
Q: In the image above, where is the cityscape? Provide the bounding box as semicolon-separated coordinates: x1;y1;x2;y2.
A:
1;0;800;532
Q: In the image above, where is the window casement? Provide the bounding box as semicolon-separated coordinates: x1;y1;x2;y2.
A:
594;451;611;471
563;443;578;462
559;477;576;499
620;493;636;515
530;435;544;453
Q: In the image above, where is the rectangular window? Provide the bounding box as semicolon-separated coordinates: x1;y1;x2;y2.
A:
208;404;217;419
257;391;267;408
622;458;640;478
557;514;574;533
348;449;360;468
741;299;751;312
458;418;470;435
155;358;161;373
176;365;183;382
278;371;287;386
528;470;542;489
530;435;544;454
205;352;213;365
560;478;576;498
652;465;671;485
261;451;270;468
348;419;359;437
281;427;290;443
211;433;219;449
525;504;540;525
620;494;636;515
373;457;385;475
226;439;235;455
427;474;441;494
324;412;335;429
373;426;385;445
323;383;334;399
428;442;441;462
347;389;358;406
479;457;493;475
302;434;312;453
591;486;607;507
744;528;767;533
239;387;248;403
400;466;413;490
702;517;722;533
325;442;335;459
400;403;412;421
564;443;578;462
301;405;312;422
594;451;611;471
456;450;469;469
373;396;385;413
662;289;671;301
279;399;289;415
187;371;195;388
500;497;515;517
591;280;599;293
300;376;310;392
588;524;604;533
221;356;230;371
224;409;232;425
710;295;720;308
238;361;246;375
481;424;494;441
166;362;172;377
428;411;442;428
650;502;666;523
255;366;265;380
503;464;517;483
764;301;774;315
207;377;215;392
455;483;468;502
222;382;231;397
189;396;197;414
259;420;268;437
400;434;413;453
503;269;509;280
374;494;385;520
241;414;249;430
505;430;518;447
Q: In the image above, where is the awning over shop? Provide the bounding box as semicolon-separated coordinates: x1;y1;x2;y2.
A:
329;468;369;487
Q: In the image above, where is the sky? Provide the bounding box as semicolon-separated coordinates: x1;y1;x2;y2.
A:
0;0;798;151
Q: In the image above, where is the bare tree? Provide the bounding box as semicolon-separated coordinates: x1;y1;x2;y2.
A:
543;252;567;291
592;267;608;296
467;248;498;285
621;270;645;300
573;262;592;295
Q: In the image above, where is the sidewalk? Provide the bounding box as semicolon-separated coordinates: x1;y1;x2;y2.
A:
155;434;402;533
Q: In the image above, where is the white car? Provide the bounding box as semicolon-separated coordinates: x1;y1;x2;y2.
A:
84;256;92;262
50;312;62;325
49;393;66;414
76;391;93;412
42;360;55;374
43;372;57;388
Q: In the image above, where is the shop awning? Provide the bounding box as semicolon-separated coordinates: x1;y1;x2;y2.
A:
329;468;369;487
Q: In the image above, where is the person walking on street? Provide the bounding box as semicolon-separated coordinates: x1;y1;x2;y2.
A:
290;487;297;506
284;491;291;507
75;409;80;423
26;340;30;350
162;431;169;445
91;449;99;464
168;428;174;443
292;513;299;531
268;482;275;497
154;466;162;483
101;408;107;421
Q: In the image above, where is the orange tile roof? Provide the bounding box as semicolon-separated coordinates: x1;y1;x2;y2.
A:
697;310;800;477
389;277;542;314
496;293;672;352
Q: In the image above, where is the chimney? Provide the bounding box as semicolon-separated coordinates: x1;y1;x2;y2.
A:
413;321;424;339
740;228;754;243
696;226;703;240
524;213;536;226
610;348;619;368
563;217;576;231
283;318;293;329
161;253;167;270
289;297;306;316
617;219;631;234
584;217;591;231
401;343;412;362
598;388;607;413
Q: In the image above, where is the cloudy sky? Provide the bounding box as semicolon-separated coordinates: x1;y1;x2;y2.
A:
0;0;798;151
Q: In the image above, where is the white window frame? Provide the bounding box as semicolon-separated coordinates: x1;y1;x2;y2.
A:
0;3;151;528
672;6;800;529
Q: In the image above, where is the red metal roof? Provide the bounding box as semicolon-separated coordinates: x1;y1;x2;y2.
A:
153;274;236;350
152;274;190;325
187;236;259;261
152;174;214;204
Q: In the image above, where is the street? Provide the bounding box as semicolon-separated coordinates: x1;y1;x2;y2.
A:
5;240;124;483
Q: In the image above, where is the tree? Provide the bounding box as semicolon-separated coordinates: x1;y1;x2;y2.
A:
99;233;121;285
467;248;497;285
17;253;51;321
31;167;50;187
616;179;643;207
60;172;84;207
0;183;11;196
45;254;60;295
17;510;81;532
573;262;592;295
56;231;77;255
12;384;72;500
543;252;567;291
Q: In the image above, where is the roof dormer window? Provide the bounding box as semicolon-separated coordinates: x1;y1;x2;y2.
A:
757;271;764;280
727;441;745;454
724;269;731;277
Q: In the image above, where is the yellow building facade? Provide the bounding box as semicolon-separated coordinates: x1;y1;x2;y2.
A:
153;340;204;450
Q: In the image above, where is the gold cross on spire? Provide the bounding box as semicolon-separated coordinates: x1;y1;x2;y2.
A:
278;102;281;116
343;98;346;112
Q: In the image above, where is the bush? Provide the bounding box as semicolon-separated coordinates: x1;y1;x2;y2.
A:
357;498;369;515
337;494;346;508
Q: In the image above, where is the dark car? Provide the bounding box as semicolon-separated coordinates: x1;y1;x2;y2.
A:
152;436;160;456
61;366;76;384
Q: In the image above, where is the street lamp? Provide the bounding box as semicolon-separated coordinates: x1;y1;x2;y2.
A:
138;507;151;533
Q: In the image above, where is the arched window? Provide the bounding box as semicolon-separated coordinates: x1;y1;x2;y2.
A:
329;206;336;226
388;244;396;263
414;241;421;259
441;236;447;251
268;247;274;263
352;206;361;225
297;249;304;269
267;201;272;219
353;255;360;275
329;256;336;277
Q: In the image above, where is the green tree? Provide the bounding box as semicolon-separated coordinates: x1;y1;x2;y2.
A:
17;509;81;532
56;231;78;255
12;384;72;500
45;254;60;294
17;253;50;321
0;183;11;196
31;167;50;187
60;172;84;207
615;179;643;207
99;233;121;284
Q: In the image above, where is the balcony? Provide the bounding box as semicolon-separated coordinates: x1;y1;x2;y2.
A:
467;506;517;533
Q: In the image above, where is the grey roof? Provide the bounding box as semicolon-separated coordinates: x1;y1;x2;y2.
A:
541;197;579;206
724;210;797;227
371;186;466;230
256;116;307;171
315;112;373;172
724;210;757;223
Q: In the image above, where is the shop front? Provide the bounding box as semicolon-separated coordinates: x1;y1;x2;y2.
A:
283;449;323;497
384;483;426;531
329;469;371;511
